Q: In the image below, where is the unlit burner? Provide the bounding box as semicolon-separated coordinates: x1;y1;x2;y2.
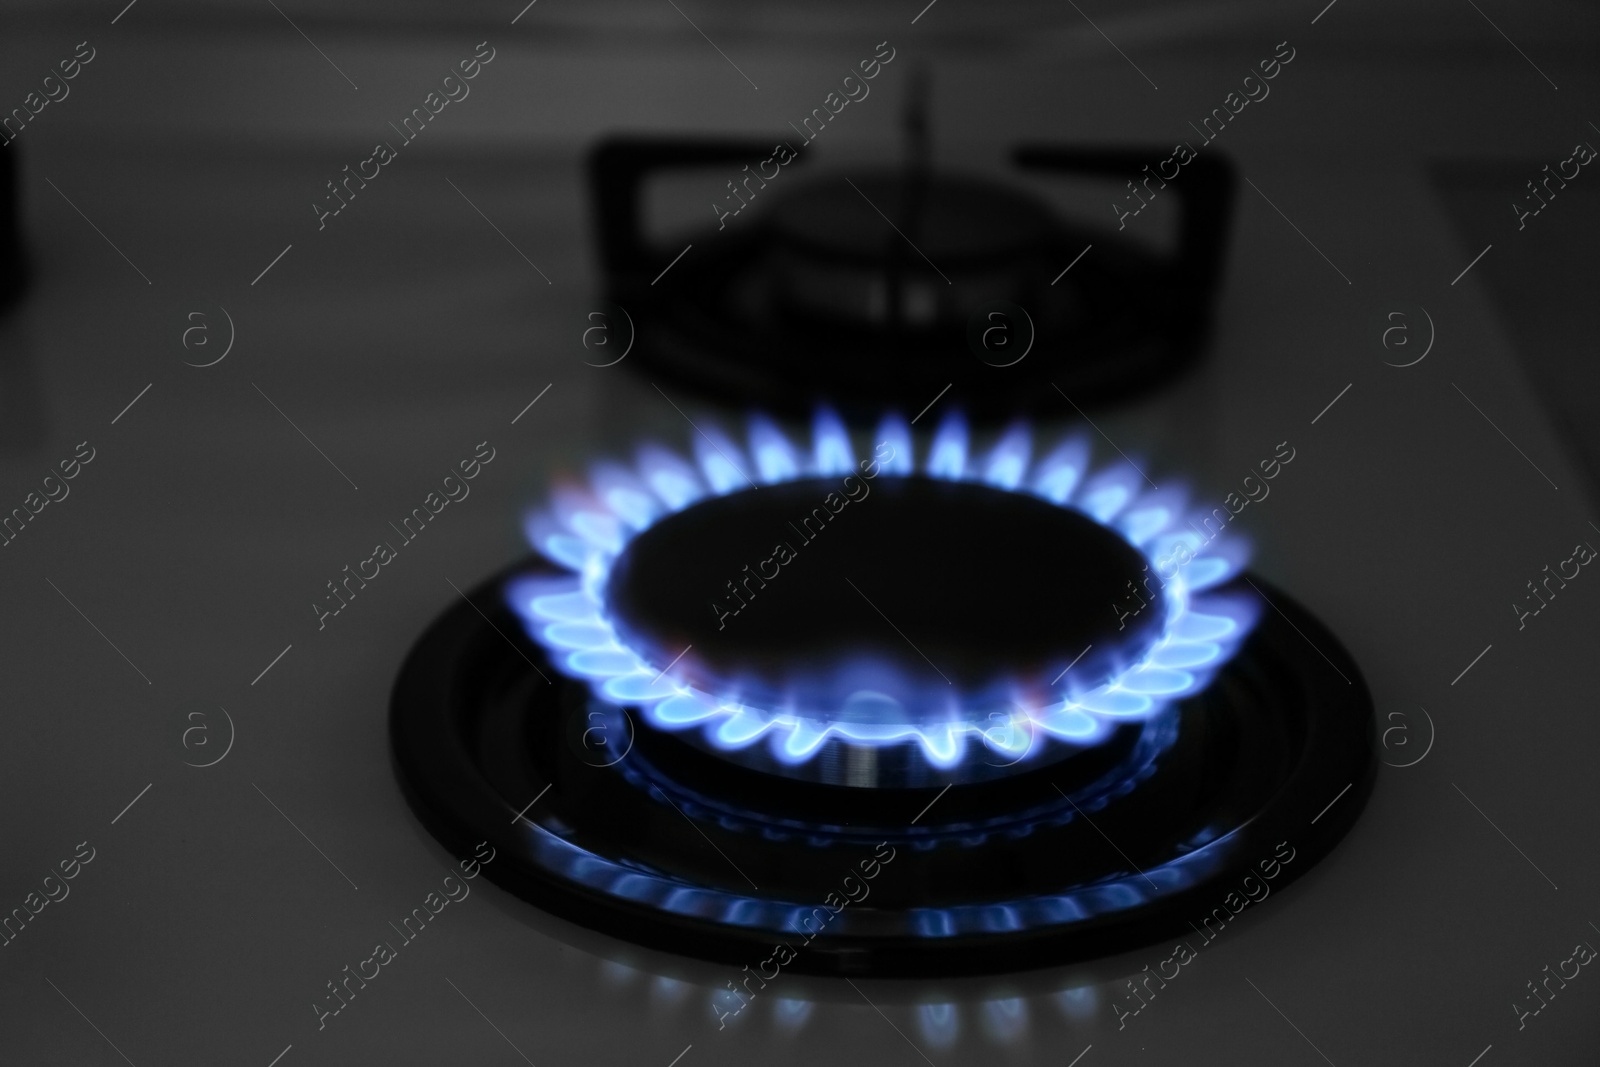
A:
588;138;1235;417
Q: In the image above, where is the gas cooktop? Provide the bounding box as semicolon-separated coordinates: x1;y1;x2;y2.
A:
5;3;1600;1066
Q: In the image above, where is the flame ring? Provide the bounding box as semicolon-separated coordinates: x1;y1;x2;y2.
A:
510;410;1257;770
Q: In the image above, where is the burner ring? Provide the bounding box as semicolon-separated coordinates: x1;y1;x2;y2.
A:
513;413;1259;776
390;560;1376;977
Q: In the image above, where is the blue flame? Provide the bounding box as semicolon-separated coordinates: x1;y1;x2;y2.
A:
510;410;1258;770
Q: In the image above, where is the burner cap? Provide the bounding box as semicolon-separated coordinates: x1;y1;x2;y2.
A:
604;476;1162;717
770;173;1048;264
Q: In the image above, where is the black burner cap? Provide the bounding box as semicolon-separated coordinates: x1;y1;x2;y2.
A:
603;476;1162;715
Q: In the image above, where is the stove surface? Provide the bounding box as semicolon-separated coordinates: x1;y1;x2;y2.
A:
2;2;1599;1065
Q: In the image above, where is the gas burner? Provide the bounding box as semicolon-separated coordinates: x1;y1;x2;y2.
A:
390;416;1373;977
588;138;1234;418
